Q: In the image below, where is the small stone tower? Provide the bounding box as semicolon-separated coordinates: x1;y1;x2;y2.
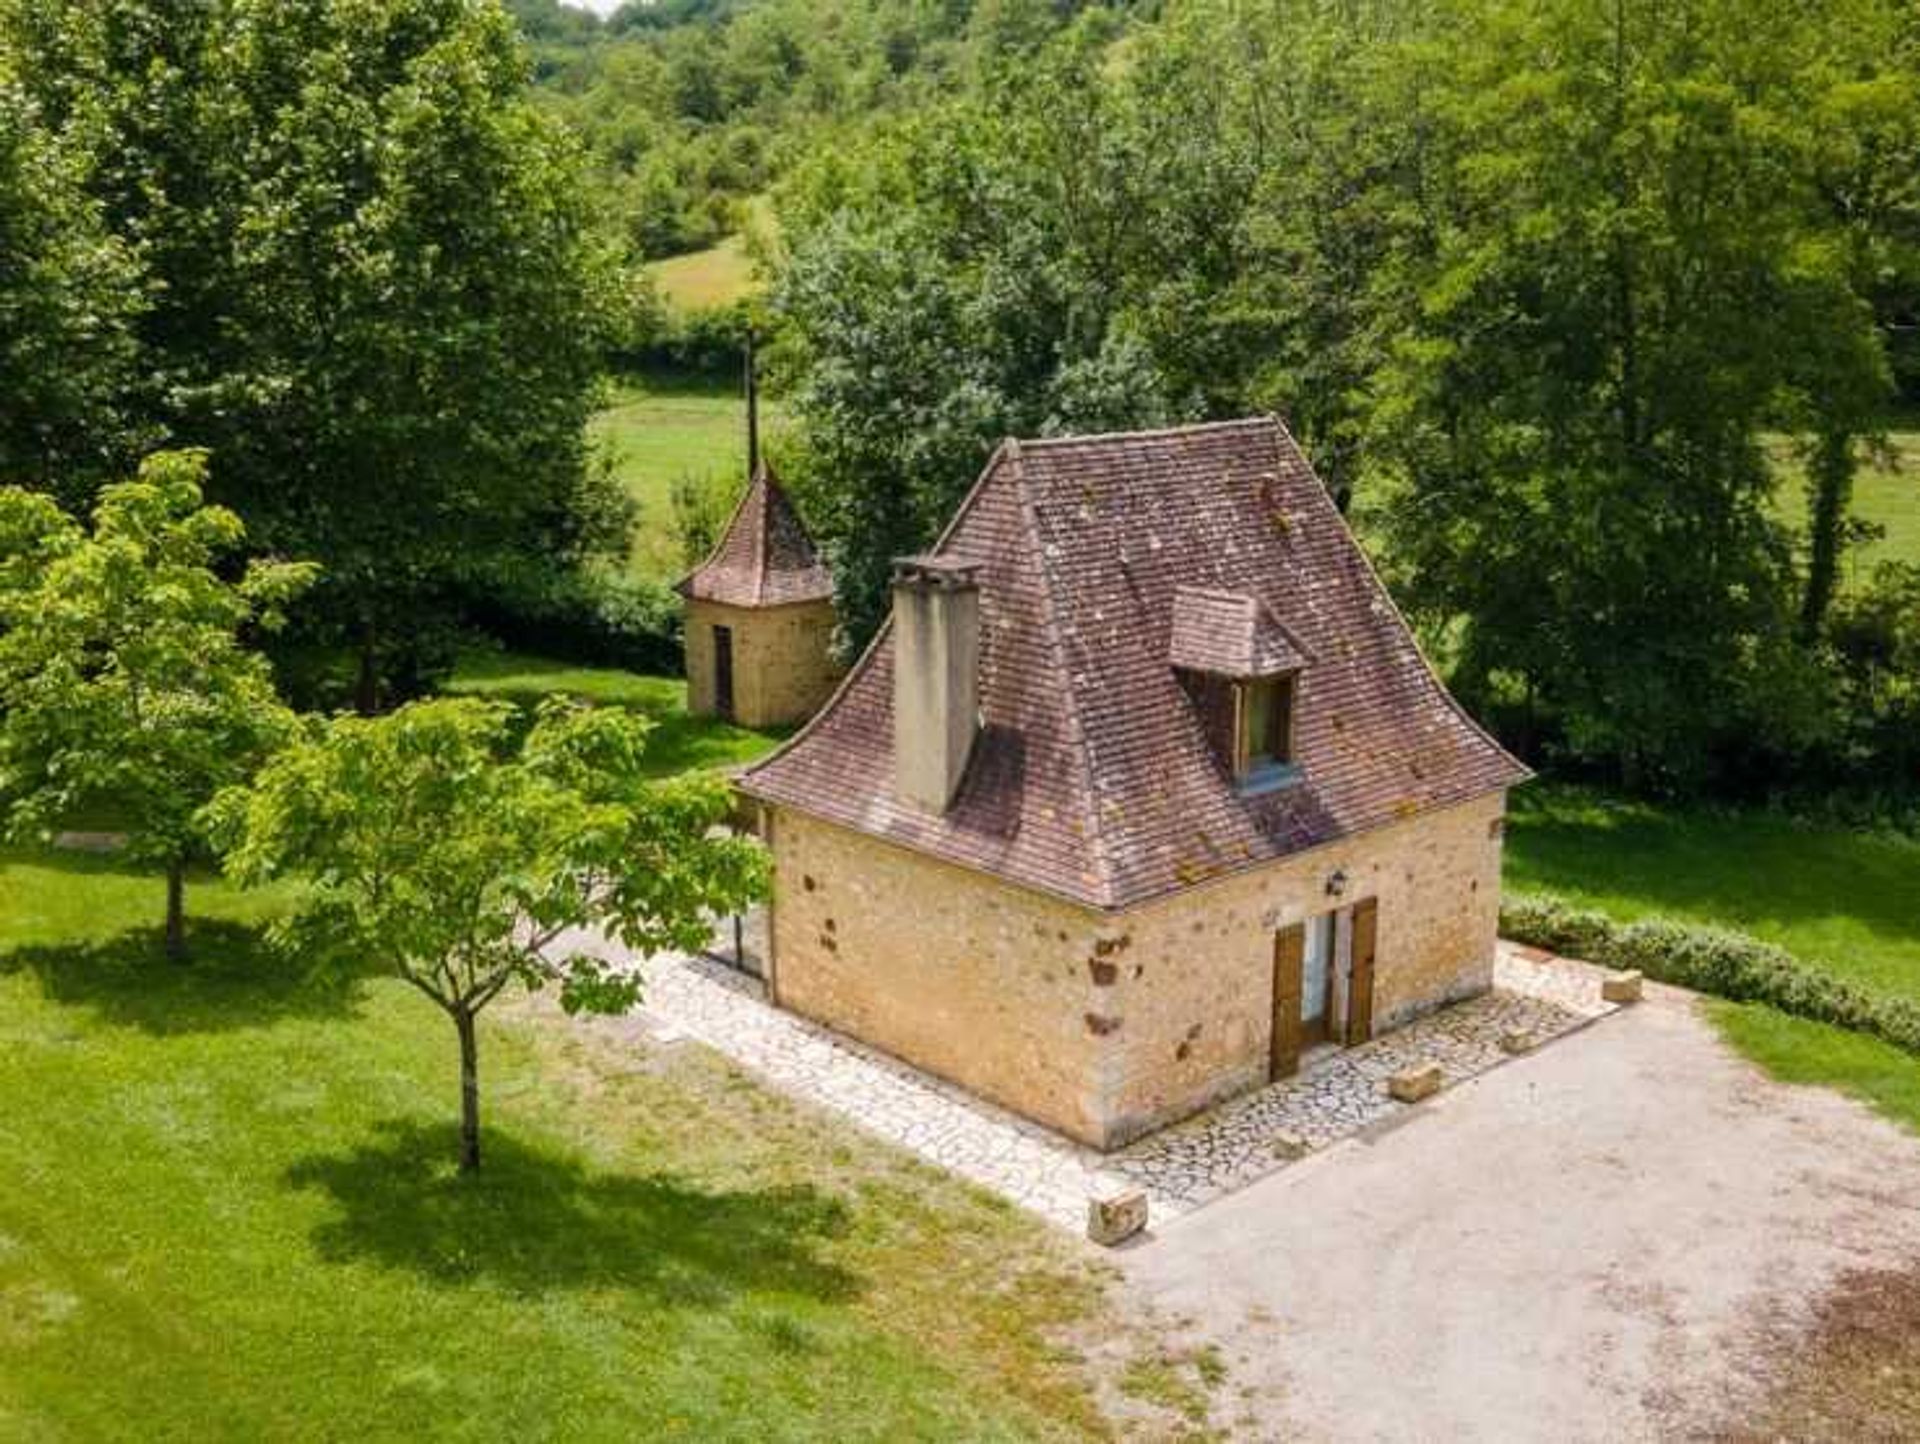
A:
676;459;839;728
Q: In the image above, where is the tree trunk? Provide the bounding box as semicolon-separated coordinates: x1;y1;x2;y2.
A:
165;858;187;963
354;623;380;717
1801;427;1854;640
455;1008;482;1173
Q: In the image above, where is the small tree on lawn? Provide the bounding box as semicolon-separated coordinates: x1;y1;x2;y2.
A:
0;451;316;958
210;696;768;1172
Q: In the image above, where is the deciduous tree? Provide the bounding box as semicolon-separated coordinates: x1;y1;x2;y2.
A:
211;696;767;1171
0;451;316;957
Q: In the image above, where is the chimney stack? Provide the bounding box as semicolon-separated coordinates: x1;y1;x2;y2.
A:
891;554;982;812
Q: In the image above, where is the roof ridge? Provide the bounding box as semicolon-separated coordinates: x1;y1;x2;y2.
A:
1014;415;1281;449
1007;440;1120;909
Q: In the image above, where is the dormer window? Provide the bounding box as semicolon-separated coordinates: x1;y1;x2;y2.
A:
1168;586;1313;796
1237;674;1297;788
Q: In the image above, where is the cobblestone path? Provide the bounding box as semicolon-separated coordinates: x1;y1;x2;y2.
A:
562;926;1618;1230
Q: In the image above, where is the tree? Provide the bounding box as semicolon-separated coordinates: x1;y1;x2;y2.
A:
0;71;145;499
3;0;628;707
210;696;767;1171
0;451;316;957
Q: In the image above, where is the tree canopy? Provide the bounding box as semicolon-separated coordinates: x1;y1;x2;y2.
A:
211;695;768;1169
1;0;627;706
0;452;316;956
769;0;1920;796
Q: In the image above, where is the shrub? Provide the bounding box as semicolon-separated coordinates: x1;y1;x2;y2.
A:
1501;893;1920;1057
464;568;683;675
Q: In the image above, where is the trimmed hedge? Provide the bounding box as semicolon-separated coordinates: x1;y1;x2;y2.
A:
1502;893;1920;1058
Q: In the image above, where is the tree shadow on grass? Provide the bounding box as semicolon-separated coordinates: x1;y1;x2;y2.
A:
284;1119;859;1306
0;921;360;1036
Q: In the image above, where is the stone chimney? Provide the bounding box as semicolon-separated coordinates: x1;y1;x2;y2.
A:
891;554;982;812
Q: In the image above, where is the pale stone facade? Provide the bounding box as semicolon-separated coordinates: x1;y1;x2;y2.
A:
762;790;1508;1149
685;597;840;729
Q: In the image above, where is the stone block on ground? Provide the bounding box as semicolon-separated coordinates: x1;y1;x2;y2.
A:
1601;969;1644;1004
1086;1187;1149;1246
1500;1028;1538;1055
1387;1061;1443;1103
53;830;127;854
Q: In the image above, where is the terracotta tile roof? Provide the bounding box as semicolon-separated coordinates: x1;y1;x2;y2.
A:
1167;586;1314;677
676;460;834;608
740;418;1529;911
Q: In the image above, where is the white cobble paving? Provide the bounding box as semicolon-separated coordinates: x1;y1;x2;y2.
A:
560;924;1617;1230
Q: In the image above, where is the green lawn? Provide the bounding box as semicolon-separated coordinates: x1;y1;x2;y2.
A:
591;378;786;582
0;845;1137;1440
1771;424;1919;578
1505;785;1920;1004
648;196;775;313
1505;785;1920;1132
444;649;784;776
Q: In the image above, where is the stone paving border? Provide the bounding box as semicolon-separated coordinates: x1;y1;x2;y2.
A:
563;926;1620;1232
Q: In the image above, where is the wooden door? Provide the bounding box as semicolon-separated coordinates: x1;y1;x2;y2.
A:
1271;923;1305;1080
1344;897;1377;1046
713;624;735;721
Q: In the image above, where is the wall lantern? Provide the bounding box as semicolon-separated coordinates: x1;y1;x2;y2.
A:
1325;868;1349;899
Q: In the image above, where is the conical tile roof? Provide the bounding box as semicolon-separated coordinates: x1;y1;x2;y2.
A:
676;460;834;608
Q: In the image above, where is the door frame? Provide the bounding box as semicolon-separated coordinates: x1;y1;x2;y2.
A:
712;623;735;721
1271;896;1378;1079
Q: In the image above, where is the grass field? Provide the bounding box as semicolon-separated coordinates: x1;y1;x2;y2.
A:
1505;786;1920;1004
591;378;786;581
0;842;1144;1439
445;649;785;775
648;196;775;313
1505;785;1920;1131
1772;424;1919;579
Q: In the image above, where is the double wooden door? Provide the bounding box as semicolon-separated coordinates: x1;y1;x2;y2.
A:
1270;897;1377;1081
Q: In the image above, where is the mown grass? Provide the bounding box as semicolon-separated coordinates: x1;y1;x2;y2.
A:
647;196;775;313
1504;785;1920;1006
1770;424;1919;580
1506;785;1920;1136
1709;1001;1920;1133
591;377;785;581
444;649;785;776
0;845;1120;1440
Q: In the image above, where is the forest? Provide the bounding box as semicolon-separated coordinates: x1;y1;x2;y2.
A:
3;0;1917;807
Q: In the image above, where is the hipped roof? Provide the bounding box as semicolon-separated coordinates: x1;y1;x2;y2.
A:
740;418;1528;911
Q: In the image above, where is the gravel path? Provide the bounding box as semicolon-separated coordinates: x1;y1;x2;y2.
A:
1119;986;1920;1441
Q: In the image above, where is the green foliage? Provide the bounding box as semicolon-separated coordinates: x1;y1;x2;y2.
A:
3;0;627;705
1501;893;1920;1057
468;566;686;674
211;694;767;1165
770;0;1920;792
0;452;315;951
0;73;145;498
515;0;1118;271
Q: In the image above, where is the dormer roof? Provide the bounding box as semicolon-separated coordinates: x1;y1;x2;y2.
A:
1168;586;1314;678
676;460;834;609
740;417;1528;911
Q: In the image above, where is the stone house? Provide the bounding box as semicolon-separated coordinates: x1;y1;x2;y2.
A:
678;460;840;728
738;419;1529;1150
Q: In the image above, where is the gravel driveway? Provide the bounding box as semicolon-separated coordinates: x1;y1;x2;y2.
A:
1121;986;1920;1441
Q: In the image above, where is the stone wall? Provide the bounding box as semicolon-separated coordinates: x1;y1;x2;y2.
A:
760;790;1509;1149
685;597;840;729
762;806;1115;1143
1096;791;1509;1144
